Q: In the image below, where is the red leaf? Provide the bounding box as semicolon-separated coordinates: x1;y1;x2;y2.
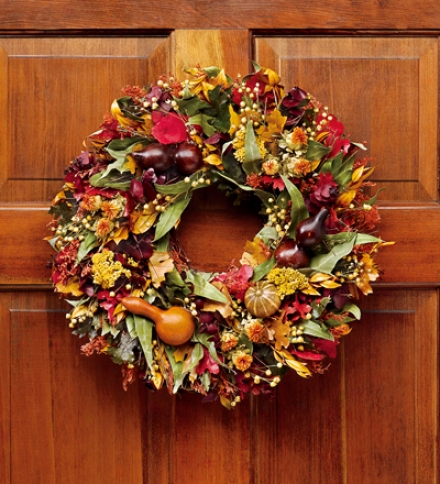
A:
196;347;220;375
151;112;188;144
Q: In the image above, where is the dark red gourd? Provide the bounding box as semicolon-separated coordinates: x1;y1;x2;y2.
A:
295;208;329;249
174;142;203;175
132;143;175;172
274;239;310;268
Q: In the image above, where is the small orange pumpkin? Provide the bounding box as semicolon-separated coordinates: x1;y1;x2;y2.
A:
244;282;281;318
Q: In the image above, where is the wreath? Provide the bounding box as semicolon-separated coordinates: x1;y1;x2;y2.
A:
47;64;392;408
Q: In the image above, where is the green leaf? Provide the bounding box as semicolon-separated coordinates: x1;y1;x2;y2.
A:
154;233;169;252
192;332;224;366
133;314;154;368
281;175;309;236
251;61;262;72
301;320;335;341
243;120;263;175
221;150;246;184
184;271;228;303
355;233;382;245
238;333;253;353
106;137;149;159
173;343;204;393
76;232;98;262
164;346;183;393
255;226;278;244
188;113;216;137
311;297;331;318
174;96;211;116
306;140;331;161
252;256;276;282
342;303;361;320
89;170;132;190
309;235;356;274
125;314;137;339
365;187;386;206
153;196;191;241
202;66;222;77
155;173;209;195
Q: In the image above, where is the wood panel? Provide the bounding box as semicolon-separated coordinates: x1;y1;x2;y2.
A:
0;37;171;202
2;1;440;30
4;291;144;484
249;288;438;484
0;17;438;484
344;289;438;483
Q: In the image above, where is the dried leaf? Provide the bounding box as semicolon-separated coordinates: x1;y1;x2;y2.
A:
148;251;175;288
55;277;83;296
269;312;291;351
202;282;233;318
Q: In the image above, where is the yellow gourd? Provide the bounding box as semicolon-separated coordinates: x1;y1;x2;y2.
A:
121;296;196;346
244;282;281;318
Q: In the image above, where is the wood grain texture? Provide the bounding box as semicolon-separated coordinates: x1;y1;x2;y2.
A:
2;0;440;30
255;36;438;202
7;291;144;484
1;19;439;484
0;37;170;202
345;289;438;483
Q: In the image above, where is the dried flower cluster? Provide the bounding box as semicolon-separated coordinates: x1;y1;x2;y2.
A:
47;64;392;408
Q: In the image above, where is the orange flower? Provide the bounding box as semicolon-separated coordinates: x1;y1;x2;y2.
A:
101;200;121;220
95;218;114;239
244;320;266;342
80;194;102;212
232;351;253;371
221;332;239;352
287;127;308;150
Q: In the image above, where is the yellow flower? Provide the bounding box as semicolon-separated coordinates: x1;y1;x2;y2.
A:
91;251;131;289
267;267;309;297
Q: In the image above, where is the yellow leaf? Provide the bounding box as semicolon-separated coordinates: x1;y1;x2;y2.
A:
262;67;281;87
132;208;158;234
300;285;321;296
220;395;232;410
71;305;88;319
204;153;222;166
337;189;357;207
174;344;192;363
152;371;164;390
309;272;332;283
320;280;342;289
284;358;311;377
148;251;175;288
351;165;364;183
51;190;66;204
110;99;137;129
124;155;139;175
269;312;291;351
264;108;287;133
55;277;83;296
229;105;242;135
109;226;130;244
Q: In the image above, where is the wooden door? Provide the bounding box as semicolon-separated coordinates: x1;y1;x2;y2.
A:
0;4;439;483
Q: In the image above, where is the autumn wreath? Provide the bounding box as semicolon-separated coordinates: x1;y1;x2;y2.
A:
47;64;392;408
